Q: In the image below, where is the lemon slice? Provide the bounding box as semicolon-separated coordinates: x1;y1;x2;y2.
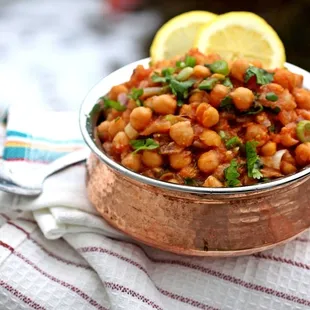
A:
150;11;217;62
195;12;285;68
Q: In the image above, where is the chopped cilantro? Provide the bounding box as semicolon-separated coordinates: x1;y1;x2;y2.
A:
162;67;175;77
244;66;274;85
170;79;195;100
226;137;242;149
130;138;159;153
220;96;234;111
184;177;196;185
244;102;264;115
245;141;263;179
128;88;143;106
102;97;126;111
224;159;240;187
222;77;233;88
184;55;196;67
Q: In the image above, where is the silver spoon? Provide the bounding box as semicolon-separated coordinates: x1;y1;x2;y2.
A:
0;148;90;196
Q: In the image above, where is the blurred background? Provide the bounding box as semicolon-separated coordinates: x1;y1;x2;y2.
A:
0;0;309;112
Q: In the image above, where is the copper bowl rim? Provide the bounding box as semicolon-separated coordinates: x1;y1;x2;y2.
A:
79;57;310;195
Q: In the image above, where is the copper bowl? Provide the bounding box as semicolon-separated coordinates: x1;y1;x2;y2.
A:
80;58;310;257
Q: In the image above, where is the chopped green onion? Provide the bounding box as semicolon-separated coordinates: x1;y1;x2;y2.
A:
184;55;196;67
206;60;229;76
128;88;144;106
296;120;310;142
177;67;194;81
219;130;227;141
176;61;186;69
198;78;218;91
266;92;278;102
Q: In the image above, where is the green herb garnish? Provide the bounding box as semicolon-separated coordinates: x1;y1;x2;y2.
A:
206;60;229;76
244;66;274;85
162;67;175;77
226;137;242;149
198;77;218;91
224;159;240;187
151;73;168;84
268;124;276;133
184;177;196;185
102;97;126;111
266;92;278;102
219;130;227;141
222;77;233;88
296;120;310;142
245;141;263;179
128;88;144;106
184;55;196;67
244;102;264;115
170;79;195;100
219;96;234;111
130;138;159;153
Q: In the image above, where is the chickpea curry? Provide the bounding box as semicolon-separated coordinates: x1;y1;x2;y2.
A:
96;49;310;188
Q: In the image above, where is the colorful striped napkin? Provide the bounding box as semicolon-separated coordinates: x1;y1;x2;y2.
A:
1;108;310;310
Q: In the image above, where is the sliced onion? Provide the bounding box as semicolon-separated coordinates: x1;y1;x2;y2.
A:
124;123;139;140
260;150;287;170
141;86;170;98
117;93;128;107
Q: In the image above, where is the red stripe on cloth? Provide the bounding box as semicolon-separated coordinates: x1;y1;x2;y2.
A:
79;247;219;310
13;251;107;310
0;280;46;310
295;237;310;243
105;237;310;307
17;217;37;224
104;281;164;310
253;253;310;271
0;212;10;221
0;240;14;252
7;221;30;237
6;220;92;270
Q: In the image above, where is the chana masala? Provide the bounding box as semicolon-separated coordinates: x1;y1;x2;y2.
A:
96;49;310;188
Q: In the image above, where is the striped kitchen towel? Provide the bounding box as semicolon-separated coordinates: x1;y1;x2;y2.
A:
1;108;310;310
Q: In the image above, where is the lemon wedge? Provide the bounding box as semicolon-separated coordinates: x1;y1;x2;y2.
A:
150;11;217;62
195;12;285;68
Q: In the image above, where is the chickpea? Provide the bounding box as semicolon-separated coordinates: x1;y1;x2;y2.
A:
279;125;299;147
203;176;223;187
196;103;220;128
209;84;230;108
282;151;296;165
280;161;297;175
109;84;128;101
198;150;220;174
108;117;125;139
152;95;177;115
130;107;152;131
245;124;269;147
260;141;277;156
169;151;192;170
193;65;211;78
278;110;297;126
200;130;222;147
179;104;194;118
230;59;249;82
230;87;254;111
274;69;303;91
179;165;198;178
292;88;310;110
295;142;310;166
97;121;110;142
112;131;130;153
169;121;194;147
121;153;142;172
189;91;209;104
142;151;163;168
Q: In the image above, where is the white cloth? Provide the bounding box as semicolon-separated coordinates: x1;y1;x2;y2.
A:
1;110;310;310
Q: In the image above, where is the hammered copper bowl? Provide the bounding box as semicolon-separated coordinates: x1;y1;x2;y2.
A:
80;58;310;257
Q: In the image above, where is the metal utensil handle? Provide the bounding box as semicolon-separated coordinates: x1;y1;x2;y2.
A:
41;148;90;179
